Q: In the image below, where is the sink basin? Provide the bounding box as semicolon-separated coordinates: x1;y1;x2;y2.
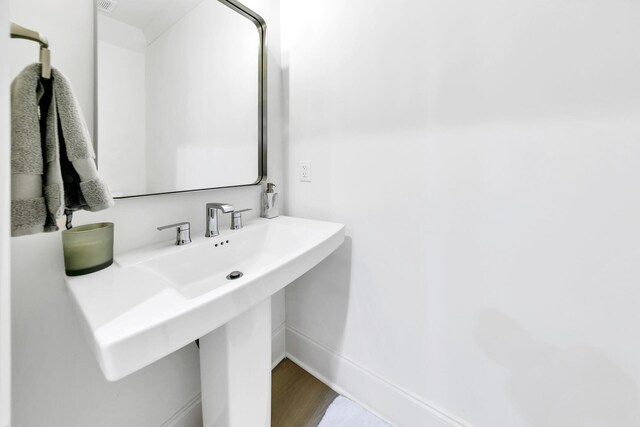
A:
66;216;345;381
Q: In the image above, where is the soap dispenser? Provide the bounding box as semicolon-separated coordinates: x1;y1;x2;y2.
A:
261;182;279;219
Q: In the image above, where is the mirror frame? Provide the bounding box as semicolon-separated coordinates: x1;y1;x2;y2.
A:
94;0;267;198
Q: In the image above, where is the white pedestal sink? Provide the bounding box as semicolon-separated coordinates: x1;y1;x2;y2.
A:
65;216;344;426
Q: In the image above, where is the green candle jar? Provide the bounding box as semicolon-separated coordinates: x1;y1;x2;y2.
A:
62;223;114;276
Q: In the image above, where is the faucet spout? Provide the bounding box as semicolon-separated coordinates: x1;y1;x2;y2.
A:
205;203;234;237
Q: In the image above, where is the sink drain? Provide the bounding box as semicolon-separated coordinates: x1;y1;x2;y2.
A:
227;271;243;280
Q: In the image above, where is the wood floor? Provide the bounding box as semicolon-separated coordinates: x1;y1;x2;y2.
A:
272;358;338;427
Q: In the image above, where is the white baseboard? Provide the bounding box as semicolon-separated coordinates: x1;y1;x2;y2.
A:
160;393;202;427
285;326;472;427
161;325;287;426
272;322;286;369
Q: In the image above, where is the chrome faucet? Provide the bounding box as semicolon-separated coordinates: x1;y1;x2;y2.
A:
157;222;192;246
205;203;234;237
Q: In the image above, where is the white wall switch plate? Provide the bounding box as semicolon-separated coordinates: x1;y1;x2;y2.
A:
299;161;311;182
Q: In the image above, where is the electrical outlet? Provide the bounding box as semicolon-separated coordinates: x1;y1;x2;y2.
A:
300;161;311;182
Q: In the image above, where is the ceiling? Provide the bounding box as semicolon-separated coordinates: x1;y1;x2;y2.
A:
100;0;178;30
99;0;209;43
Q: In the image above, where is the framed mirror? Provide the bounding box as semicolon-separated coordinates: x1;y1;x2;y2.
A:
95;0;266;198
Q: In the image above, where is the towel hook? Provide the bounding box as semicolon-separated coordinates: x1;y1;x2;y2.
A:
9;22;51;79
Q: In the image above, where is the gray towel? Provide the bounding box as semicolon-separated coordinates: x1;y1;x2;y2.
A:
11;64;113;237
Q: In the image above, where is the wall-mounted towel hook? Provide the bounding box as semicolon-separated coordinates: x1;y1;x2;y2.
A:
10;22;51;79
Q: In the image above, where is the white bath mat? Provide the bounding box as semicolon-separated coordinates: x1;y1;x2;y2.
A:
318;396;391;427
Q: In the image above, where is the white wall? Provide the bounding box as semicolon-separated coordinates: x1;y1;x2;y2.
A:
9;0;284;426
283;1;640;426
1;2;12;426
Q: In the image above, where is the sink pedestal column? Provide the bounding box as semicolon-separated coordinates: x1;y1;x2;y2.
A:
199;298;272;427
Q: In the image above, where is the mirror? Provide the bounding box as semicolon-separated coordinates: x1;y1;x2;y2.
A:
96;0;266;198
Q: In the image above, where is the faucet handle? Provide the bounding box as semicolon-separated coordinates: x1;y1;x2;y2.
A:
205;203;234;213
231;209;251;230
157;222;192;246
